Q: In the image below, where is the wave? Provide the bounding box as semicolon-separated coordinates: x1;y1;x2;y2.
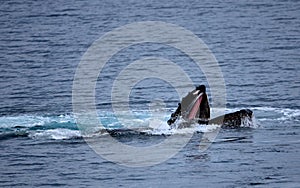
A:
250;107;300;122
0;107;298;140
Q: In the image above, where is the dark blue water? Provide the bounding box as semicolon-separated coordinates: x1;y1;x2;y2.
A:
1;0;299;187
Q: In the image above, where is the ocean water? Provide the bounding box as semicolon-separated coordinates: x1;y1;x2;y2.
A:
1;0;300;187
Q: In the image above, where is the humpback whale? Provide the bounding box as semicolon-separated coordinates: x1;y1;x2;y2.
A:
167;86;254;129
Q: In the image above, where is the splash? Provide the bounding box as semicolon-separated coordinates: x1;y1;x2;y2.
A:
240;115;259;128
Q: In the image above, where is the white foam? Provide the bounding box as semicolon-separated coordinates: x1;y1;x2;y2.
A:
146;119;220;136
29;128;81;140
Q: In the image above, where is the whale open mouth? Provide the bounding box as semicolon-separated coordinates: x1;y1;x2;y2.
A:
187;92;203;120
179;90;203;119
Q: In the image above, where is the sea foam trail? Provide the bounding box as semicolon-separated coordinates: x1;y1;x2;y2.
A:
0;107;298;140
